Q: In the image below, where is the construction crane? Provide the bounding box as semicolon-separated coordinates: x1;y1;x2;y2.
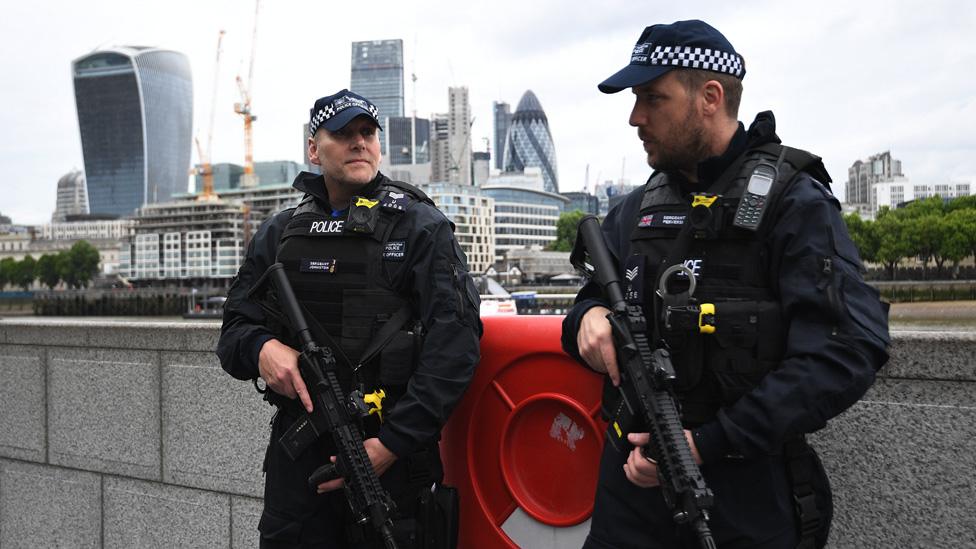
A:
195;29;225;201
235;0;261;188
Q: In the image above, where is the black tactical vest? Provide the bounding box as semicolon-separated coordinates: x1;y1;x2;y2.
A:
274;180;430;427
627;143;830;426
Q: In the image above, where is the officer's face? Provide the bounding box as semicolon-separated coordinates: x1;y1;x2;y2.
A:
629;72;709;175
309;115;381;187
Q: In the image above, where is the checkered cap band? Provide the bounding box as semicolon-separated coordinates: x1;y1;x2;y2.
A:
631;44;744;78
308;96;380;135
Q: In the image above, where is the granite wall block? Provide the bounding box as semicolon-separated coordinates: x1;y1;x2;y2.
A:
0;460;101;549
103;476;230;549
814;378;976;547
47;347;161;479
161;351;270;497
0;347;46;462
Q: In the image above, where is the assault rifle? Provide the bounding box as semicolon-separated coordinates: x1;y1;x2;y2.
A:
253;263;399;549
571;215;716;549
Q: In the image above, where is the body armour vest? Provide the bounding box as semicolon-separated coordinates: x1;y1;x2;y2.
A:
625;143;830;426
274;180;430;424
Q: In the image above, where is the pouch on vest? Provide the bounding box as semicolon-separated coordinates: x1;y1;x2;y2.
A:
380;321;423;386
417;483;459;549
706;300;784;407
340;289;409;367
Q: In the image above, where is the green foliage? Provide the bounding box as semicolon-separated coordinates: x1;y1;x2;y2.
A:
37;254;61;289
846;195;976;280
13;255;36;290
549;210;588;252
56;241;101;289
0;257;15;290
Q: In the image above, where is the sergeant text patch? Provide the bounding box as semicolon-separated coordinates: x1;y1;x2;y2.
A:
300;258;337;273
383;240;407;261
638;213;685;228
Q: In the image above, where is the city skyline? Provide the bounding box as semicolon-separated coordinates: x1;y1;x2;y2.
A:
1;0;975;225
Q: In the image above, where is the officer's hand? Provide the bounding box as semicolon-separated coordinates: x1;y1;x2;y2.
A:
258;339;312;413
624;431;702;488
316;438;398;494
578;306;620;386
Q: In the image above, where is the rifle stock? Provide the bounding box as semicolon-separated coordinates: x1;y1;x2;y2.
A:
573;215;717;549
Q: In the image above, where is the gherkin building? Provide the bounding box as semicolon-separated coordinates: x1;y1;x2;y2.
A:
503;90;559;193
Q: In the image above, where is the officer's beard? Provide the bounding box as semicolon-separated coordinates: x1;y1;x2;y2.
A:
646;108;711;180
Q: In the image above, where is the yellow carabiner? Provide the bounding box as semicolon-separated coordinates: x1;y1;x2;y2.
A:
363;389;387;422
698;303;716;334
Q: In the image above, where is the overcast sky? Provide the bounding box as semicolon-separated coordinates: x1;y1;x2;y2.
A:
1;0;974;225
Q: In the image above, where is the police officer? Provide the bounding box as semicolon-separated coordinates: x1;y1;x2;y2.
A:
218;89;481;548
561;20;890;549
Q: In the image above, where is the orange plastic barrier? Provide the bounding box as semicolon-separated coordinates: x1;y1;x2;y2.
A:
441;315;607;547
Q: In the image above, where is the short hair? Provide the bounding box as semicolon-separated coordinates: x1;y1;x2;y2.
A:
673;69;742;118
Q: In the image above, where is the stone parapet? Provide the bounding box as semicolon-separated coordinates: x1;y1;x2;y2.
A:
0;318;972;547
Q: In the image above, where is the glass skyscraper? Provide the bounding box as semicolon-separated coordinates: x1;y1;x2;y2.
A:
493;101;511;171
503;90;559;194
385;116;430;165
72;47;193;218
350;39;404;131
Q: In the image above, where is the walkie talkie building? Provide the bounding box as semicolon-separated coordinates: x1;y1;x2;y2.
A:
72;47;193;217
503;90;559;194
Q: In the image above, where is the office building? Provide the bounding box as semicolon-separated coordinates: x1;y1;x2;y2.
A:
447;87;472;185
421;183;495;273
52;170;89;221
561;191;600;215
194;163;244;193
870;179;974;215
117;198;251;282
255;160;303;187
493;101;512;170
482;168;570;260
351;39;404;155
384;116;430;165
430;113;451;182
73;46;193;217
846;151;903;216
503;90;559;193
472;151;491;186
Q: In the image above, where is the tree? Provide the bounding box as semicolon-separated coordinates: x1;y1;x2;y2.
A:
0;257;15;290
59;241;101;289
548;210;588;252
13;255;36;290
36;254;61;289
843;213;879;263
947;194;976;213
944;208;976;276
874;213;909;280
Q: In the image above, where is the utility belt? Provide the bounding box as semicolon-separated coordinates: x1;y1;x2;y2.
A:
663;299;780;336
346;480;459;549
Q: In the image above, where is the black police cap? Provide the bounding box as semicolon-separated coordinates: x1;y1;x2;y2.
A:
308;89;382;136
599;19;745;94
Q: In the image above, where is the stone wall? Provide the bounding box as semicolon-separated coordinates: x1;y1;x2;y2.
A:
0;319;973;547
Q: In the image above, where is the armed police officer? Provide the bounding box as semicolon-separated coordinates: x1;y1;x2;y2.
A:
218;90;481;548
562;20;890;549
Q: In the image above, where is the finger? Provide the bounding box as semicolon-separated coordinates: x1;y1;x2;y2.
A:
600;343;620;386
316;478;344;493
628;432;651;446
272;376;297;399
293;374;313;413
626;448;659;487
